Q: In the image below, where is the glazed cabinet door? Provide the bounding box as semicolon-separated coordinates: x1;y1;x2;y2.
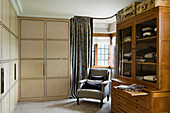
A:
117;24;133;79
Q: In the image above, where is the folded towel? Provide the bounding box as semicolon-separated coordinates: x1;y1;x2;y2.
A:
143;75;157;81
123;36;131;42
124;52;131;57
144;52;156;59
142;27;153;32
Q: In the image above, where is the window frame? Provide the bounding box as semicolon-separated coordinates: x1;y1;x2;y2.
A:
92;33;116;69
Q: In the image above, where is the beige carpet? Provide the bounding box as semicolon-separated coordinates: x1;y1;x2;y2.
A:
14;98;111;113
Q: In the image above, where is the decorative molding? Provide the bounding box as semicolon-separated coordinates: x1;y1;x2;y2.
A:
10;0;23;16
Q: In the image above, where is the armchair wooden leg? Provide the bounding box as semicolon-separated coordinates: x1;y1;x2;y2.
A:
100;99;103;108
107;95;109;101
77;97;79;105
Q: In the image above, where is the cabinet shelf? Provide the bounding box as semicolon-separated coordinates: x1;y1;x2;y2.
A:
136;62;156;65
137;36;156;41
120;61;132;64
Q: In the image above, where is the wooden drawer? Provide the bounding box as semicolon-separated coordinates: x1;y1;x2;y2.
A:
112;99;137;113
137;95;149;102
127;94;149;109
113;88;126;98
112;93;126;105
112;105;125;113
127;100;148;113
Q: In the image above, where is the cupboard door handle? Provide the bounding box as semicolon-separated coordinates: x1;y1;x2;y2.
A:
1;68;4;94
43;62;44;76
14;64;16;80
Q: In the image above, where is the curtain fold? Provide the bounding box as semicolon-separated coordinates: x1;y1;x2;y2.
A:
70;16;93;98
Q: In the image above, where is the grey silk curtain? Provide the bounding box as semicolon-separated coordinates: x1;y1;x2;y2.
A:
70;16;93;98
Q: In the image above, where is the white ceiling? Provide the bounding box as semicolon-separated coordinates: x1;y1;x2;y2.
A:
11;0;142;23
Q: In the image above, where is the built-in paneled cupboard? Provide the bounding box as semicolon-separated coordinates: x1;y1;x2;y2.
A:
19;18;70;101
0;0;19;113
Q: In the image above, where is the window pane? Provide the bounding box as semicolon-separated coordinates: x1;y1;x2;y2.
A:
101;55;104;59
101;60;104;66
105;49;108;54
98;55;100;59
105;55;108;59
101;49;104;54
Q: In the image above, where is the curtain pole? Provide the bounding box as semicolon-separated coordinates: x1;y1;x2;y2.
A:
92;14;117;20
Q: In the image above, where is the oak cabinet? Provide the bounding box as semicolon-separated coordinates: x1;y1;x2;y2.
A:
112;7;170;113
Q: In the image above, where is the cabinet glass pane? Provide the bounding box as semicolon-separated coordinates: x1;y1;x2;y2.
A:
135;18;157;83
118;26;132;78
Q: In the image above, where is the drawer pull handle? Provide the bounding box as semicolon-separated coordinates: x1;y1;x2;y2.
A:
136;106;138;109
136;99;138;101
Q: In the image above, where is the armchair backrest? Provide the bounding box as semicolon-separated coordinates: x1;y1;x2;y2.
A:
88;68;110;81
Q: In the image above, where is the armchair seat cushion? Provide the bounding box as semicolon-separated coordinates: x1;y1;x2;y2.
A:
77;89;102;99
81;81;102;90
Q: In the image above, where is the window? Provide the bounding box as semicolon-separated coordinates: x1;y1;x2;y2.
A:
92;33;116;68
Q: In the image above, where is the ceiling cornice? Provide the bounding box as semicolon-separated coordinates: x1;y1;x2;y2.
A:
10;0;23;16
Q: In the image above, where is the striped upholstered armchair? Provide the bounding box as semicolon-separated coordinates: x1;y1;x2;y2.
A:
77;68;111;108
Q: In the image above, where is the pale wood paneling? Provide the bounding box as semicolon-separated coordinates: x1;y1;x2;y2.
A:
21;60;44;79
47;78;69;97
10;35;18;59
9;62;15;87
0;26;2;61
0;102;1;113
2;0;10;28
21;20;44;39
2;93;9;113
2;63;9;97
47;41;68;58
9;87;15;113
47;60;68;78
15;16;18;37
2;28;10;60
9;61;18;87
21;40;44;58
10;6;16;34
0;0;2;21
0;64;1;100
47;21;69;39
21;79;44;98
14;82;18;106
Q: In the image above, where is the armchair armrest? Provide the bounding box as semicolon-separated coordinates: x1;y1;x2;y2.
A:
101;80;110;86
79;79;88;84
78;79;88;89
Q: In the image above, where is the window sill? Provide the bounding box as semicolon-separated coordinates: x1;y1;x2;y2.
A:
92;65;114;69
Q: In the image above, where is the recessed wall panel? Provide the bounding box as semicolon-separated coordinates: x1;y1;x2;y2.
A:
21;60;44;79
47;41;68;58
21;79;44;98
21;40;44;58
47;60;68;78
47;78;69;97
21;20;44;39
47;21;69;39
